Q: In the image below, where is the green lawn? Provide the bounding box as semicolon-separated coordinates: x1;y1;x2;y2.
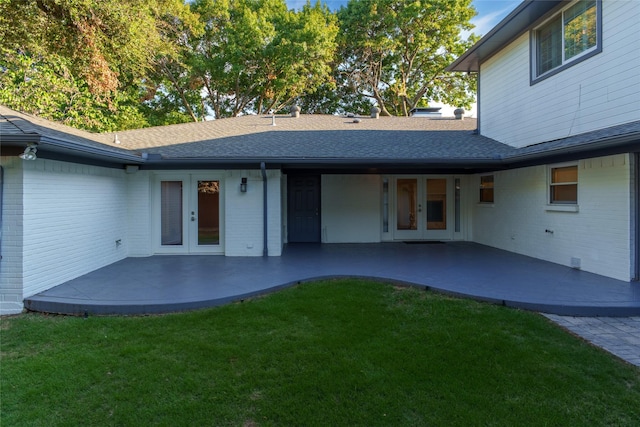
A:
2;279;639;426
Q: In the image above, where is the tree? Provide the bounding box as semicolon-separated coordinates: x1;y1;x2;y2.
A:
0;0;200;131
187;0;338;119
336;0;479;116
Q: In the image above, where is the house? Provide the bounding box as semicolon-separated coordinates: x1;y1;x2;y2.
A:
1;0;638;316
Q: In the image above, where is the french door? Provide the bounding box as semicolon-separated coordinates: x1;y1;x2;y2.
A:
155;174;224;254
394;176;453;240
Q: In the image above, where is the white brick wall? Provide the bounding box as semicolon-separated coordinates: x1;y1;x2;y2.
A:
21;159;128;297
480;1;640;147
2;153;631;316
321;175;382;243
0;156;25;314
126;171;153;256
225;169;282;256
471;154;631;280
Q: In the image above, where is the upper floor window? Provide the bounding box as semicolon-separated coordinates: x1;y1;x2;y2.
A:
532;0;601;83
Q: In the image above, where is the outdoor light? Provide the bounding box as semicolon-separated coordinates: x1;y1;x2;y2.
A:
19;143;37;161
240;177;247;193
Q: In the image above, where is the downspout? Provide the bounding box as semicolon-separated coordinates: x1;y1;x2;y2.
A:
261;162;268;257
0;166;3;264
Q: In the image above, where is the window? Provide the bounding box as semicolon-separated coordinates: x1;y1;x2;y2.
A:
550;165;578;204
532;0;600;82
479;175;494;203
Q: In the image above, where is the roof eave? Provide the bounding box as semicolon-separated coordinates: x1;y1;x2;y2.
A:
505;134;640;167
2;135;144;165
447;0;563;72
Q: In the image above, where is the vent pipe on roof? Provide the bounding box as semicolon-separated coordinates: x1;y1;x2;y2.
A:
371;106;380;119
290;105;301;118
454;108;465;120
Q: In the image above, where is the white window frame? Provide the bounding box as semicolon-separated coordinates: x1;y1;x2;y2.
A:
547;163;579;212
530;0;602;84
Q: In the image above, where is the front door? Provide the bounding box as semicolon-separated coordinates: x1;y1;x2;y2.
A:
288;175;321;242
394;176;453;240
156;174;224;254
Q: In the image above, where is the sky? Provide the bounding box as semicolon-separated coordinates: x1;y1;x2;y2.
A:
285;0;522;37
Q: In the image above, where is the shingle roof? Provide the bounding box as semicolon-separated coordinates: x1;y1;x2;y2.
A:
113;114;512;161
1;105;637;168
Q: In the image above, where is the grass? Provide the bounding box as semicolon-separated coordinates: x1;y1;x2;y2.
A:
2;279;639;426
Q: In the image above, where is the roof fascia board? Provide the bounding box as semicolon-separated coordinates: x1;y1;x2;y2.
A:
36;151;137;170
0;129;142;163
37;136;143;163
504;136;640;167
142;157;505;167
447;0;563;72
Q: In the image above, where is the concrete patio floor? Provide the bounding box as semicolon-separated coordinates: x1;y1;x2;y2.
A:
25;242;640;317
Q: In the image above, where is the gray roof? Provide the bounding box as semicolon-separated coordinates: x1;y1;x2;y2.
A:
114;114;511;162
1;105;638;170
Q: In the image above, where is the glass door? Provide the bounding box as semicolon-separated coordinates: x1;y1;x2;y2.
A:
156;174;224;254
395;178;420;239
160;181;185;246
189;179;221;252
393;176;453;240
426;178;447;231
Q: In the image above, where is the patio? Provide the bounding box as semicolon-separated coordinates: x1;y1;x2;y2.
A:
25;242;640;317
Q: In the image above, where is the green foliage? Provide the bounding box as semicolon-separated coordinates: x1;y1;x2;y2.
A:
2;280;640;426
0;0;199;131
184;0;339;118
1;0;482;127
0;49;149;131
336;0;479;116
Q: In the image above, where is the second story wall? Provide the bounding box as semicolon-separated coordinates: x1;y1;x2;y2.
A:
480;0;640;148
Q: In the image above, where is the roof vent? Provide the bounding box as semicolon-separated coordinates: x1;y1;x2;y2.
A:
410;107;442;118
454;108;465;120
371;106;380;119
290;104;301;118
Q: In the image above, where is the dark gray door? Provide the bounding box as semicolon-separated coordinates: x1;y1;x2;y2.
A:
288;175;320;243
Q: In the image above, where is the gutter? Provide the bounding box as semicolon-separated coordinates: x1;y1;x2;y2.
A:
261;162;268;257
503;133;640;166
38;137;144;163
3;136;144;164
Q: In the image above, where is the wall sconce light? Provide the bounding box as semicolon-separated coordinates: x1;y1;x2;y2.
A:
240;177;247;193
19;143;38;161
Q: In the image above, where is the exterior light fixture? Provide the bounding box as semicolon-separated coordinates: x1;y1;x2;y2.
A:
240;177;247;193
19;143;37;161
